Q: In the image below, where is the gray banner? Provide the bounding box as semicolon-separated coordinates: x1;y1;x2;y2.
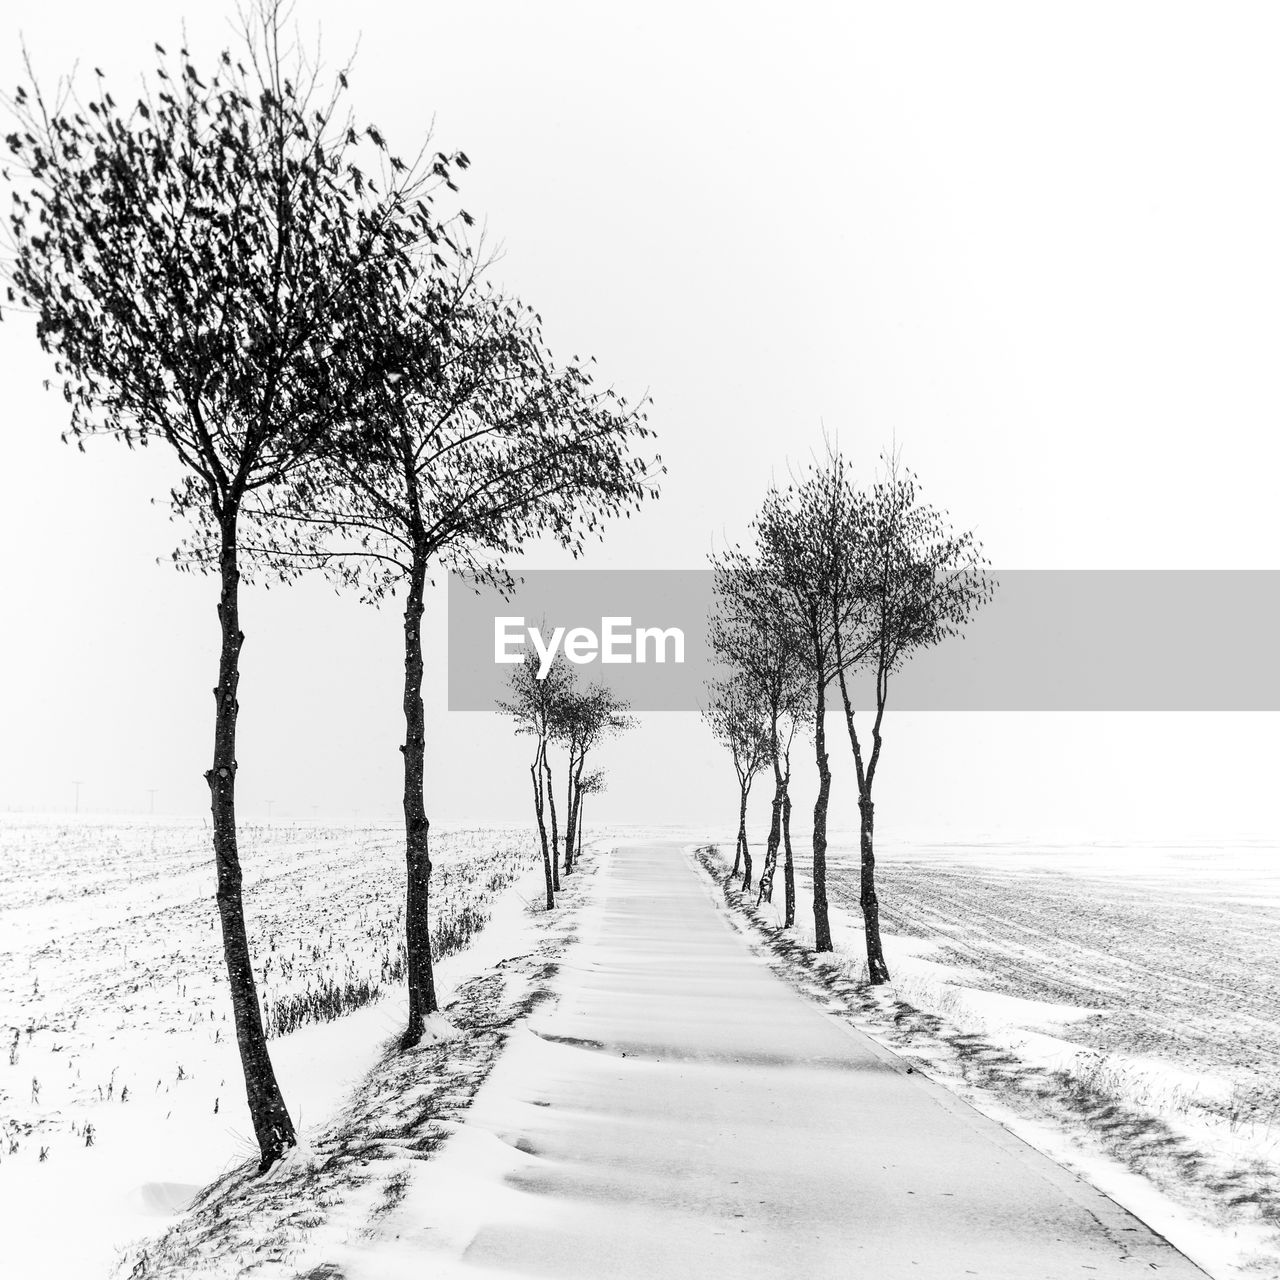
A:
447;570;1280;712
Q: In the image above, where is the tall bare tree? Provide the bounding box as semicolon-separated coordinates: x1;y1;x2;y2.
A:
1;5;445;1168
702;675;770;890
255;262;658;1048
833;458;993;982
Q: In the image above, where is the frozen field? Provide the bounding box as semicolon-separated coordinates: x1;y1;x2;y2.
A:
9;820;1278;1278
825;839;1280;1122
0;815;539;1278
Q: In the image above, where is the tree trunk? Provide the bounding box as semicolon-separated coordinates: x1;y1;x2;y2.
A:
782;779;796;929
565;753;584;874
531;742;554;910
205;509;296;1171
756;755;785;907
577;792;585;855
812;680;833;951
833;658;891;980
738;786;753;891
859;795;891;983
544;754;561;892
562;753;574;874
400;555;437;1050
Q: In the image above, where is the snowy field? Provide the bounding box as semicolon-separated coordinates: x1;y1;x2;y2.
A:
9;819;1277;1278
0;815;540;1279
720;835;1280;1279
829;839;1280;1124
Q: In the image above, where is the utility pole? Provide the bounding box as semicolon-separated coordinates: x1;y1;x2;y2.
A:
146;789;157;815
72;780;82;814
266;799;275;822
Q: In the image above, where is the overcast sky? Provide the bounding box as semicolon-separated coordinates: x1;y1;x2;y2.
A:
2;1;1278;842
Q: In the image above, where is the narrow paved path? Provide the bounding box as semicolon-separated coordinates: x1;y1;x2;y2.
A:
429;842;1206;1278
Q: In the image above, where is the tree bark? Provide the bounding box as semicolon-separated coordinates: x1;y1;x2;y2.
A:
577;792;585;855
544;754;561;892
531;742;554;910
756;707;784;905
563;765;575;874
811;678;833;951
206;509;296;1171
564;751;584;874
859;796;891;982
782;778;796;929
738;786;753;891
400;553;437;1050
835;663;891;983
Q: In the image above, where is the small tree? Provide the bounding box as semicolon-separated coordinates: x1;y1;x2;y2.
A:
554;683;634;875
1;4;440;1168
576;767;607;852
833;458;992;983
499;649;575;909
702;675;770;890
709;550;809;924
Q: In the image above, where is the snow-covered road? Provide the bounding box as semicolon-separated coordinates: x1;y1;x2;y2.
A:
358;841;1208;1279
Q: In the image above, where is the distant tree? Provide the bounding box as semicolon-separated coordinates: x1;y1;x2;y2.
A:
575;767;607;852
702;675;770;890
554;684;634;875
252;261;659;1049
0;3;443;1169
709;550;809;925
832;458;993;983
499;649;575;909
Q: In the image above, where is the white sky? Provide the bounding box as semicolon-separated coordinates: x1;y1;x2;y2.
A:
2;1;1278;841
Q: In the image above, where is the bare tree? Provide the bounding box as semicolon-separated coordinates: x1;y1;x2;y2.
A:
499;650;575;909
253;260;658;1048
753;466;867;949
702;675;770;890
554;684;634;875
1;5;443;1168
709;551;809;924
833;457;993;982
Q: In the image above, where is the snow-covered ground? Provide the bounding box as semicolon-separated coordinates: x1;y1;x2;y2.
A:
835;839;1280;1110
0;815;543;1279
706;835;1280;1279
9;817;1275;1277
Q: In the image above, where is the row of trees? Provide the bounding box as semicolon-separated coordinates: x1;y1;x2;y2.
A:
2;5;658;1169
500;651;633;909
704;452;991;983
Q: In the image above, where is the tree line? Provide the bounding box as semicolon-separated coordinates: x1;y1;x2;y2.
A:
1;3;659;1170
704;452;992;984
